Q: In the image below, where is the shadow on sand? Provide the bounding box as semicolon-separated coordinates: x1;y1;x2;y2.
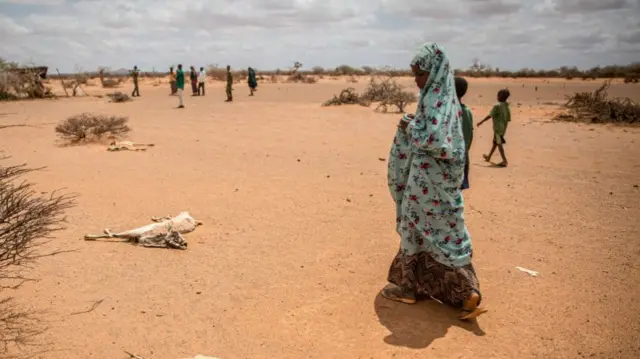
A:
373;293;485;349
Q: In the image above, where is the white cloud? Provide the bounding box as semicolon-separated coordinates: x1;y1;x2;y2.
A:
0;0;637;72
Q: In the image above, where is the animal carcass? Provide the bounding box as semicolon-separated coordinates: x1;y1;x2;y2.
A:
84;211;202;249
108;141;155;152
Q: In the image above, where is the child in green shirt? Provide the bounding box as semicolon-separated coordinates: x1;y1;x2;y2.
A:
477;88;511;167
455;77;473;190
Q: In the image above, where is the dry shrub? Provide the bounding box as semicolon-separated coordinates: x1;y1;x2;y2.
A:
107;91;131;103
98;69;121;88
206;66;226;81
623;75;639;84
55;113;131;143
322;78;417;113
375;91;418;113
286;73;317;84
0;161;75;355
553;80;639;124
323;88;366;106
0;71;50;101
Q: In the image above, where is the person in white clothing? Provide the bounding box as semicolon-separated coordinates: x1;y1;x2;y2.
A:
198;67;206;96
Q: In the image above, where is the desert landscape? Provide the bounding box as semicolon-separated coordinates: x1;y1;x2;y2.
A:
0;72;638;359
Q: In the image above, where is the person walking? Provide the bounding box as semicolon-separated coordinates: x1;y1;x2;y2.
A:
383;42;486;320
189;66;198;95
225;65;233;102
131;65;140;97
169;66;177;95
176;64;185;108
248;67;258;96
198;67;206;96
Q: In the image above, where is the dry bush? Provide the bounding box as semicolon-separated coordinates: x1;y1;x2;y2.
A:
375;91;418;113
55;113;131;143
322;77;417;113
322;88;366;106
623;75;639;84
361;77;401;103
553;81;639;124
98;69;121;88
0;161;75;355
207;66;226;81
286;73;317;84
0;71;50;101
107;91;131;103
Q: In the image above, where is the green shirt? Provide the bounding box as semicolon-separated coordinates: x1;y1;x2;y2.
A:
176;69;185;89
226;71;232;87
460;104;473;153
489;102;511;136
131;69;139;83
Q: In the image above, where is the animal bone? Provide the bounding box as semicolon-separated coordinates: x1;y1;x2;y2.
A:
108;141;155;152
84;211;202;249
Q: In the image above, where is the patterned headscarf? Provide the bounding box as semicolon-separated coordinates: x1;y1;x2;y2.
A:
407;43;464;161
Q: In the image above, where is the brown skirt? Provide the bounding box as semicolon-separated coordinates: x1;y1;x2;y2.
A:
387;249;481;308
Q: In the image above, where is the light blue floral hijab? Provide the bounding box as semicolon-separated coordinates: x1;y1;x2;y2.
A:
407;42;464;160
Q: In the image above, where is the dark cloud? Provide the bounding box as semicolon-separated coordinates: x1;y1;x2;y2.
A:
467;0;523;15
558;32;606;50
618;30;640;44
554;0;631;13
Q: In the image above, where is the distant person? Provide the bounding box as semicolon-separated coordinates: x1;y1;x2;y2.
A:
477;88;511;167
198;67;206;96
248;67;258;96
176;64;185;108
189;66;198;96
169;66;177;95
225;65;233;102
131;65;140;97
455;77;473;189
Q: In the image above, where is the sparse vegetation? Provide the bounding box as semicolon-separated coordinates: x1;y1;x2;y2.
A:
107;91;131;103
98;68;121;88
55;113;131;143
322;88;365;106
0;161;75;355
554;81;639;124
323;76;417;113
0;59;51;100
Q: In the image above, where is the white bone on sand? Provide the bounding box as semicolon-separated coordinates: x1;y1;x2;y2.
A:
108;141;155;152
84;212;202;249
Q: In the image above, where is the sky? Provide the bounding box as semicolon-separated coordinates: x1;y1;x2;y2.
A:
0;0;639;73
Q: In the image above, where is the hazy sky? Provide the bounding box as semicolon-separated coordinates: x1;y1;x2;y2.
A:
1;0;638;73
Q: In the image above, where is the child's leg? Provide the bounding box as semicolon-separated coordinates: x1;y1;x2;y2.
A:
497;144;508;166
483;143;496;161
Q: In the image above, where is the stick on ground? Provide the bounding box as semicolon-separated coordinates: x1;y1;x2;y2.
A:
70;299;104;315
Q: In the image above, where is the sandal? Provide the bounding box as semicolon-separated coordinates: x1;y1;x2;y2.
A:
380;283;416;304
459;292;487;320
483;154;491;162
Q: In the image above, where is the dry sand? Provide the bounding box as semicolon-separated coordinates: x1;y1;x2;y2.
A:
1;77;639;359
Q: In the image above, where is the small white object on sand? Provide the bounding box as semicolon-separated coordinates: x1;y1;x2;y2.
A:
516;266;539;277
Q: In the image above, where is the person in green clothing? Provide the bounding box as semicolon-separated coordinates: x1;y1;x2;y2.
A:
477;88;511;167
175;64;185;108
225;65;233;102
455;77;472;189
131;65;140;97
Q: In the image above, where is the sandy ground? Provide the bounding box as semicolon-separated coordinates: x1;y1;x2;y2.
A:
1;77;639;359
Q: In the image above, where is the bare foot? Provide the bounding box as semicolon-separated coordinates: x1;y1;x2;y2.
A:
460;292;487;320
483;154;491;162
